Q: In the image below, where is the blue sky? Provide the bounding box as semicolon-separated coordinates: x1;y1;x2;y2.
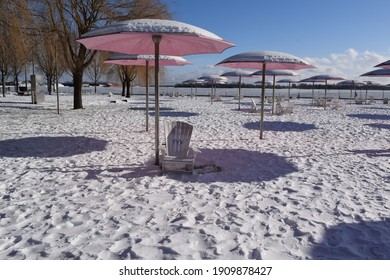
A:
162;0;390;84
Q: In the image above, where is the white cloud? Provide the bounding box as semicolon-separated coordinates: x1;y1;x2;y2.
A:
302;48;390;83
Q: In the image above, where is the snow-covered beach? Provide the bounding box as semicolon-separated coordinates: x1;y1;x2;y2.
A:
0;91;389;260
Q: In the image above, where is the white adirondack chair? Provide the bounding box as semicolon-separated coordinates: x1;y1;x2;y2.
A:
159;121;197;173
250;99;261;113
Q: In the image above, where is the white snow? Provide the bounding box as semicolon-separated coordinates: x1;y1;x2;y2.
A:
0;91;389;260
81;19;224;40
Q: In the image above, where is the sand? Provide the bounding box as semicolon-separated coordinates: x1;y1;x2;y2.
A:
0;91;389;260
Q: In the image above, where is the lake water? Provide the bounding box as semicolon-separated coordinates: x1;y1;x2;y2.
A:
77;85;389;101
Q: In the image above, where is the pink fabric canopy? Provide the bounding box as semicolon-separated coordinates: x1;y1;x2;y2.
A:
216;50;314;70
104;54;191;66
78;19;234;56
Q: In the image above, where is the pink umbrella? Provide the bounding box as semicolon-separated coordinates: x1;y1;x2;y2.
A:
277;78;298;100
374;60;390;69
216;50;314;139
299;74;345;108
78;19;234;165
198;74;228;103
220;69;253;110
104;53;191;67
361;68;390;103
337;80;366;104
251;69;298;114
104;53;191;131
182;79;206;98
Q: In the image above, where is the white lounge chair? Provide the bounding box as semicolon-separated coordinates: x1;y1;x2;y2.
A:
367;96;375;104
283;101;294;114
250;99;261;113
275;101;283;115
211;93;222;101
330;97;342;110
355;98;363;104
275;101;294;115
159;121;197;173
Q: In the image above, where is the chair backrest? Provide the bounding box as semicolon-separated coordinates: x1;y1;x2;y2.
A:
164;121;193;158
251;99;257;110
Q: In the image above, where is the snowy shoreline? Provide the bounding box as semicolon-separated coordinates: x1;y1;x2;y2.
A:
0;92;389;260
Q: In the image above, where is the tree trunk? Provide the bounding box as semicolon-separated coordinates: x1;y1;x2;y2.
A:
121;82;125;96
73;70;83;109
126;80;130;98
47;75;52;95
14;77;19;93
1;74;5;97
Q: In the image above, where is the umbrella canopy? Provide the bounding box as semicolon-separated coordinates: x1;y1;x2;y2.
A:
78;19;234;165
360;69;390;103
277;78;298;96
216;50;313;70
220;69;253;77
104;53;191;66
198;74;228;83
104;53;191;132
78;19;234;56
337;79;365;86
277;78;297;84
374;60;390;69
216;50;314;139
361;68;390;77
337;80;366;104
252;69;297;76
198;75;228;103
299;74;345;108
182;79;206;85
300;74;345;82
252;70;297;113
182;79;206;98
221;70;253;110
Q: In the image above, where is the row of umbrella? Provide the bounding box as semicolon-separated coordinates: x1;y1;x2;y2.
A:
76;18;390;165
77;18;348;164
186;69;297;112
220;69;297;113
77;18;317;163
200;71;344;112
215;51;314;139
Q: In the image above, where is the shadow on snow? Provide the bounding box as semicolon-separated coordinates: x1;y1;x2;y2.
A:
53;148;298;183
347;113;390;121
310;219;390;260
0;136;108;158
243;121;317;132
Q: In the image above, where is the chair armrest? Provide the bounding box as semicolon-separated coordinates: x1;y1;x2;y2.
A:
188;147;200;158
159;144;167;161
159;144;166;151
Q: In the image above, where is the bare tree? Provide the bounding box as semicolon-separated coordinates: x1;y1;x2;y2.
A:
35;35;67;95
116;65;138;97
0;28;12;97
85;52;109;93
0;0;32;95
32;0;170;109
